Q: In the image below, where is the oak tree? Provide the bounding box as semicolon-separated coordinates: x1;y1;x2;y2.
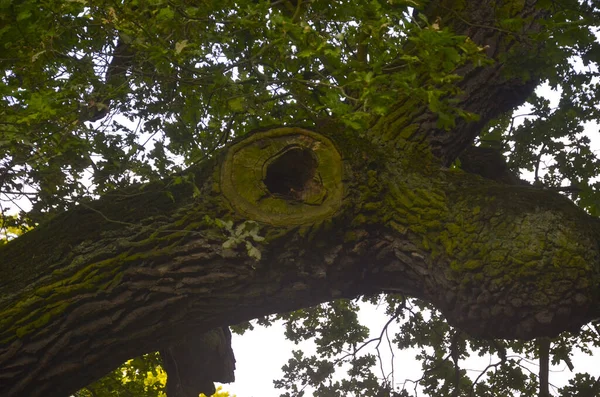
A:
2;0;600;396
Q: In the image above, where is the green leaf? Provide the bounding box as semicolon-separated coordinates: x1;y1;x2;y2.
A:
17;10;32;21
156;7;174;21
174;40;188;54
228;97;245;112
245;242;261;260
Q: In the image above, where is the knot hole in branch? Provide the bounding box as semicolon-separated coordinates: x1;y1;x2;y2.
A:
221;127;341;223
264;147;320;201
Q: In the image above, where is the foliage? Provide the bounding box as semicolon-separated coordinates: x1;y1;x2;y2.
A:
479;0;600;214
260;297;600;397
0;214;31;243
3;0;600;396
74;353;166;397
1;0;486;226
214;218;265;261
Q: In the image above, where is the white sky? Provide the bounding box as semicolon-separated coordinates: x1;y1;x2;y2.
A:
223;303;600;397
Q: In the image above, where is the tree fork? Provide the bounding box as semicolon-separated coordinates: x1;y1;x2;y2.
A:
374;0;549;164
1;125;600;397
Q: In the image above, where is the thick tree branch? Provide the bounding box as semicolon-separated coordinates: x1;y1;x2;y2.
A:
1;126;599;397
371;0;548;164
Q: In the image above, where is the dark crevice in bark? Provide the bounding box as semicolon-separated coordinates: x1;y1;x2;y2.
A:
263;146;318;200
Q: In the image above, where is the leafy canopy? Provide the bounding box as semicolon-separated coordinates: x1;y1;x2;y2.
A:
2;0;600;396
1;0;489;224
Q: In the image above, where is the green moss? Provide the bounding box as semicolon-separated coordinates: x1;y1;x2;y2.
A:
344;231;358;242
388;220;408;235
363;202;382;211
220;127;344;226
0;200;228;341
422;236;431;250
375;161;600;312
352;214;368;226
463;260;483;270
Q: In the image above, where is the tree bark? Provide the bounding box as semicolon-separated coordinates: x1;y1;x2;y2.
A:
371;0;548;164
1;1;598;397
1;125;600;397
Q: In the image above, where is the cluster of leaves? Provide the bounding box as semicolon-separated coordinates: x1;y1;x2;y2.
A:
214;218;265;261
272;299;381;397
74;353;167;397
0;214;32;243
253;296;600;397
1;0;487;228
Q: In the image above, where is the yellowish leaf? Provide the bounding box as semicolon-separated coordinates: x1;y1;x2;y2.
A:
175;40;188;54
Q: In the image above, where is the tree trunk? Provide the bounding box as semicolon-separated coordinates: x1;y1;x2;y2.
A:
1;1;599;397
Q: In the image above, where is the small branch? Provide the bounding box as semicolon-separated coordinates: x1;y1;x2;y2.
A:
538;337;550;397
78;202;139;227
450;332;461;397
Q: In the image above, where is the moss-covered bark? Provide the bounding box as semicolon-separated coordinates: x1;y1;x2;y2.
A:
1;123;600;397
371;0;548;164
0;1;595;396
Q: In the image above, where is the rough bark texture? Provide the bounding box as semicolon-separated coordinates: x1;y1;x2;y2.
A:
371;0;547;164
1;124;600;397
1;1;599;397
